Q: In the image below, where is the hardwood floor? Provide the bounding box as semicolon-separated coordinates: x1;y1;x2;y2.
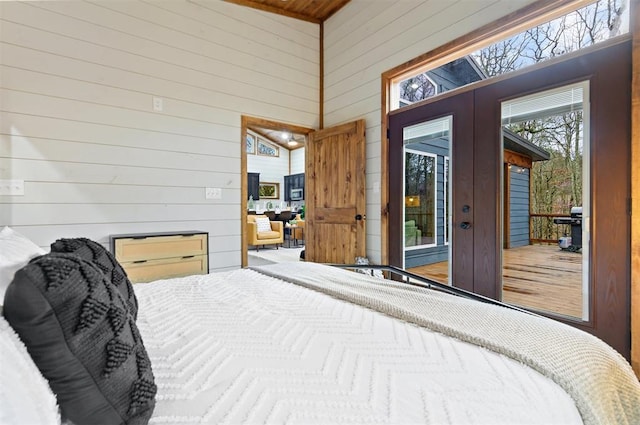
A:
408;244;584;319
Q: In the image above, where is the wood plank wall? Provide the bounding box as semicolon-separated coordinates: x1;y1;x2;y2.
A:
631;0;639;377
322;0;539;264
0;0;318;272
247;131;291;206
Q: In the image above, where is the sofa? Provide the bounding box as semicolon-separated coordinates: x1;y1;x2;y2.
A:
247;215;284;251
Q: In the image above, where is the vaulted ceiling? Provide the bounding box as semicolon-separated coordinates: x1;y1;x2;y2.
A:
224;0;351;23
229;0;352;149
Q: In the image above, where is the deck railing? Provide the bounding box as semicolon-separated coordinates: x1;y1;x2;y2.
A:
529;213;571;244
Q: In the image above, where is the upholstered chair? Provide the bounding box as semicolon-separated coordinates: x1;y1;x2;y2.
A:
247;215;284;251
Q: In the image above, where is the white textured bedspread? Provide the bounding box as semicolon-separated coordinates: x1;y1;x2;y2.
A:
253;262;640;425
135;266;589;425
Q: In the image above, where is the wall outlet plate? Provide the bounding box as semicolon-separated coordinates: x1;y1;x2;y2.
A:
0;179;25;196
205;187;222;199
153;97;163;112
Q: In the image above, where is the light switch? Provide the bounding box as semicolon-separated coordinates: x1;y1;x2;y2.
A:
0;179;25;196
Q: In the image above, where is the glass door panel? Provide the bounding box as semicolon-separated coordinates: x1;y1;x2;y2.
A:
500;82;590;321
403;116;452;284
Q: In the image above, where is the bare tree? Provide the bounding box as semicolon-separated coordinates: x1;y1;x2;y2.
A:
399;74;437;103
476;0;623;237
397;0;626;240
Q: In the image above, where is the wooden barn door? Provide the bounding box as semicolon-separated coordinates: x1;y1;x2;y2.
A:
305;120;366;264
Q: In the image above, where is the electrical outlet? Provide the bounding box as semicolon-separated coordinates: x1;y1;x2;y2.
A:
0;179;25;196
205;187;222;199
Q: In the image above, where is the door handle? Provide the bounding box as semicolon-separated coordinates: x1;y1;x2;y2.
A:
460;221;472;230
355;214;365;221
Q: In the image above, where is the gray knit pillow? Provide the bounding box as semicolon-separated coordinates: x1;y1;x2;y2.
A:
50;238;138;320
3;253;156;425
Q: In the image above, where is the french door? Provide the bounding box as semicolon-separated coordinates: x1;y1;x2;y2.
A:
388;39;631;358
389;92;477;293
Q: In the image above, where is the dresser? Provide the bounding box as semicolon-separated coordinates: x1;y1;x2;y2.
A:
110;231;208;283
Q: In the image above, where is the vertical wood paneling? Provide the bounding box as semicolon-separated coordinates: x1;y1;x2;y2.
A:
631;0;640;377
0;0;318;272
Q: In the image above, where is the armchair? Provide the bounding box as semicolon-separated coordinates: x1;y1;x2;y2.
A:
247;215;284;251
405;220;422;247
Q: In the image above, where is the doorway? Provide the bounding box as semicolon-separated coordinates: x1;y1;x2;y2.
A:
388;39;631;358
240;116;313;268
241;117;368;267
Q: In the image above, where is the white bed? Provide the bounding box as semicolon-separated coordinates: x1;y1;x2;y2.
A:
1;227;639;425
135;262;639;425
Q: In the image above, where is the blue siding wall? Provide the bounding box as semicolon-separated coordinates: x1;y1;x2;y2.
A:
509;168;530;248
405;245;448;268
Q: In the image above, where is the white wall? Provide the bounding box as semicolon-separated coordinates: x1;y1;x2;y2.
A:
0;0;544;270
322;0;537;264
247;132;289;207
290;148;305;175
0;0;318;271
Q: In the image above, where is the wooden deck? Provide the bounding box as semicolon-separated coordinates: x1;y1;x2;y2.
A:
408;244;583;318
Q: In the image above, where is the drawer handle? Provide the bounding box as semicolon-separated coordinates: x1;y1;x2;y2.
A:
132;236;147;240
133;260;147;264
182;255;195;259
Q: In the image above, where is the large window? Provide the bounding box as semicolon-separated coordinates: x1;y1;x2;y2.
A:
391;0;629;110
501;82;590;320
403;116;452;251
404;150;437;248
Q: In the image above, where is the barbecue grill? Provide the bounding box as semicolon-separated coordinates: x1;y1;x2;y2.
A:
553;206;582;252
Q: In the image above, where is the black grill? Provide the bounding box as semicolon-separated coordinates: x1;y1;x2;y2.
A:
553;207;582;252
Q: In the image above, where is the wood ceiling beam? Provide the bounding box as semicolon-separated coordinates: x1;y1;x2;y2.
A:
224;0;322;23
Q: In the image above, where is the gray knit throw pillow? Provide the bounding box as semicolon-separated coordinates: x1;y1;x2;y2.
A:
50;238;138;319
3;253;156;425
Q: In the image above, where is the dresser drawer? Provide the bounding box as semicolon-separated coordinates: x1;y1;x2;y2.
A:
121;254;208;283
114;233;207;262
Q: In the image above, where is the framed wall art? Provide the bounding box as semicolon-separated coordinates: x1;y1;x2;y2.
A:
258;182;279;199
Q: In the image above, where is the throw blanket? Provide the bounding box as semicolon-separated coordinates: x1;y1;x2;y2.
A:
252;262;640;425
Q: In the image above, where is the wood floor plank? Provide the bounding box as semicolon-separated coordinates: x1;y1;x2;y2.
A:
408;244;584;319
